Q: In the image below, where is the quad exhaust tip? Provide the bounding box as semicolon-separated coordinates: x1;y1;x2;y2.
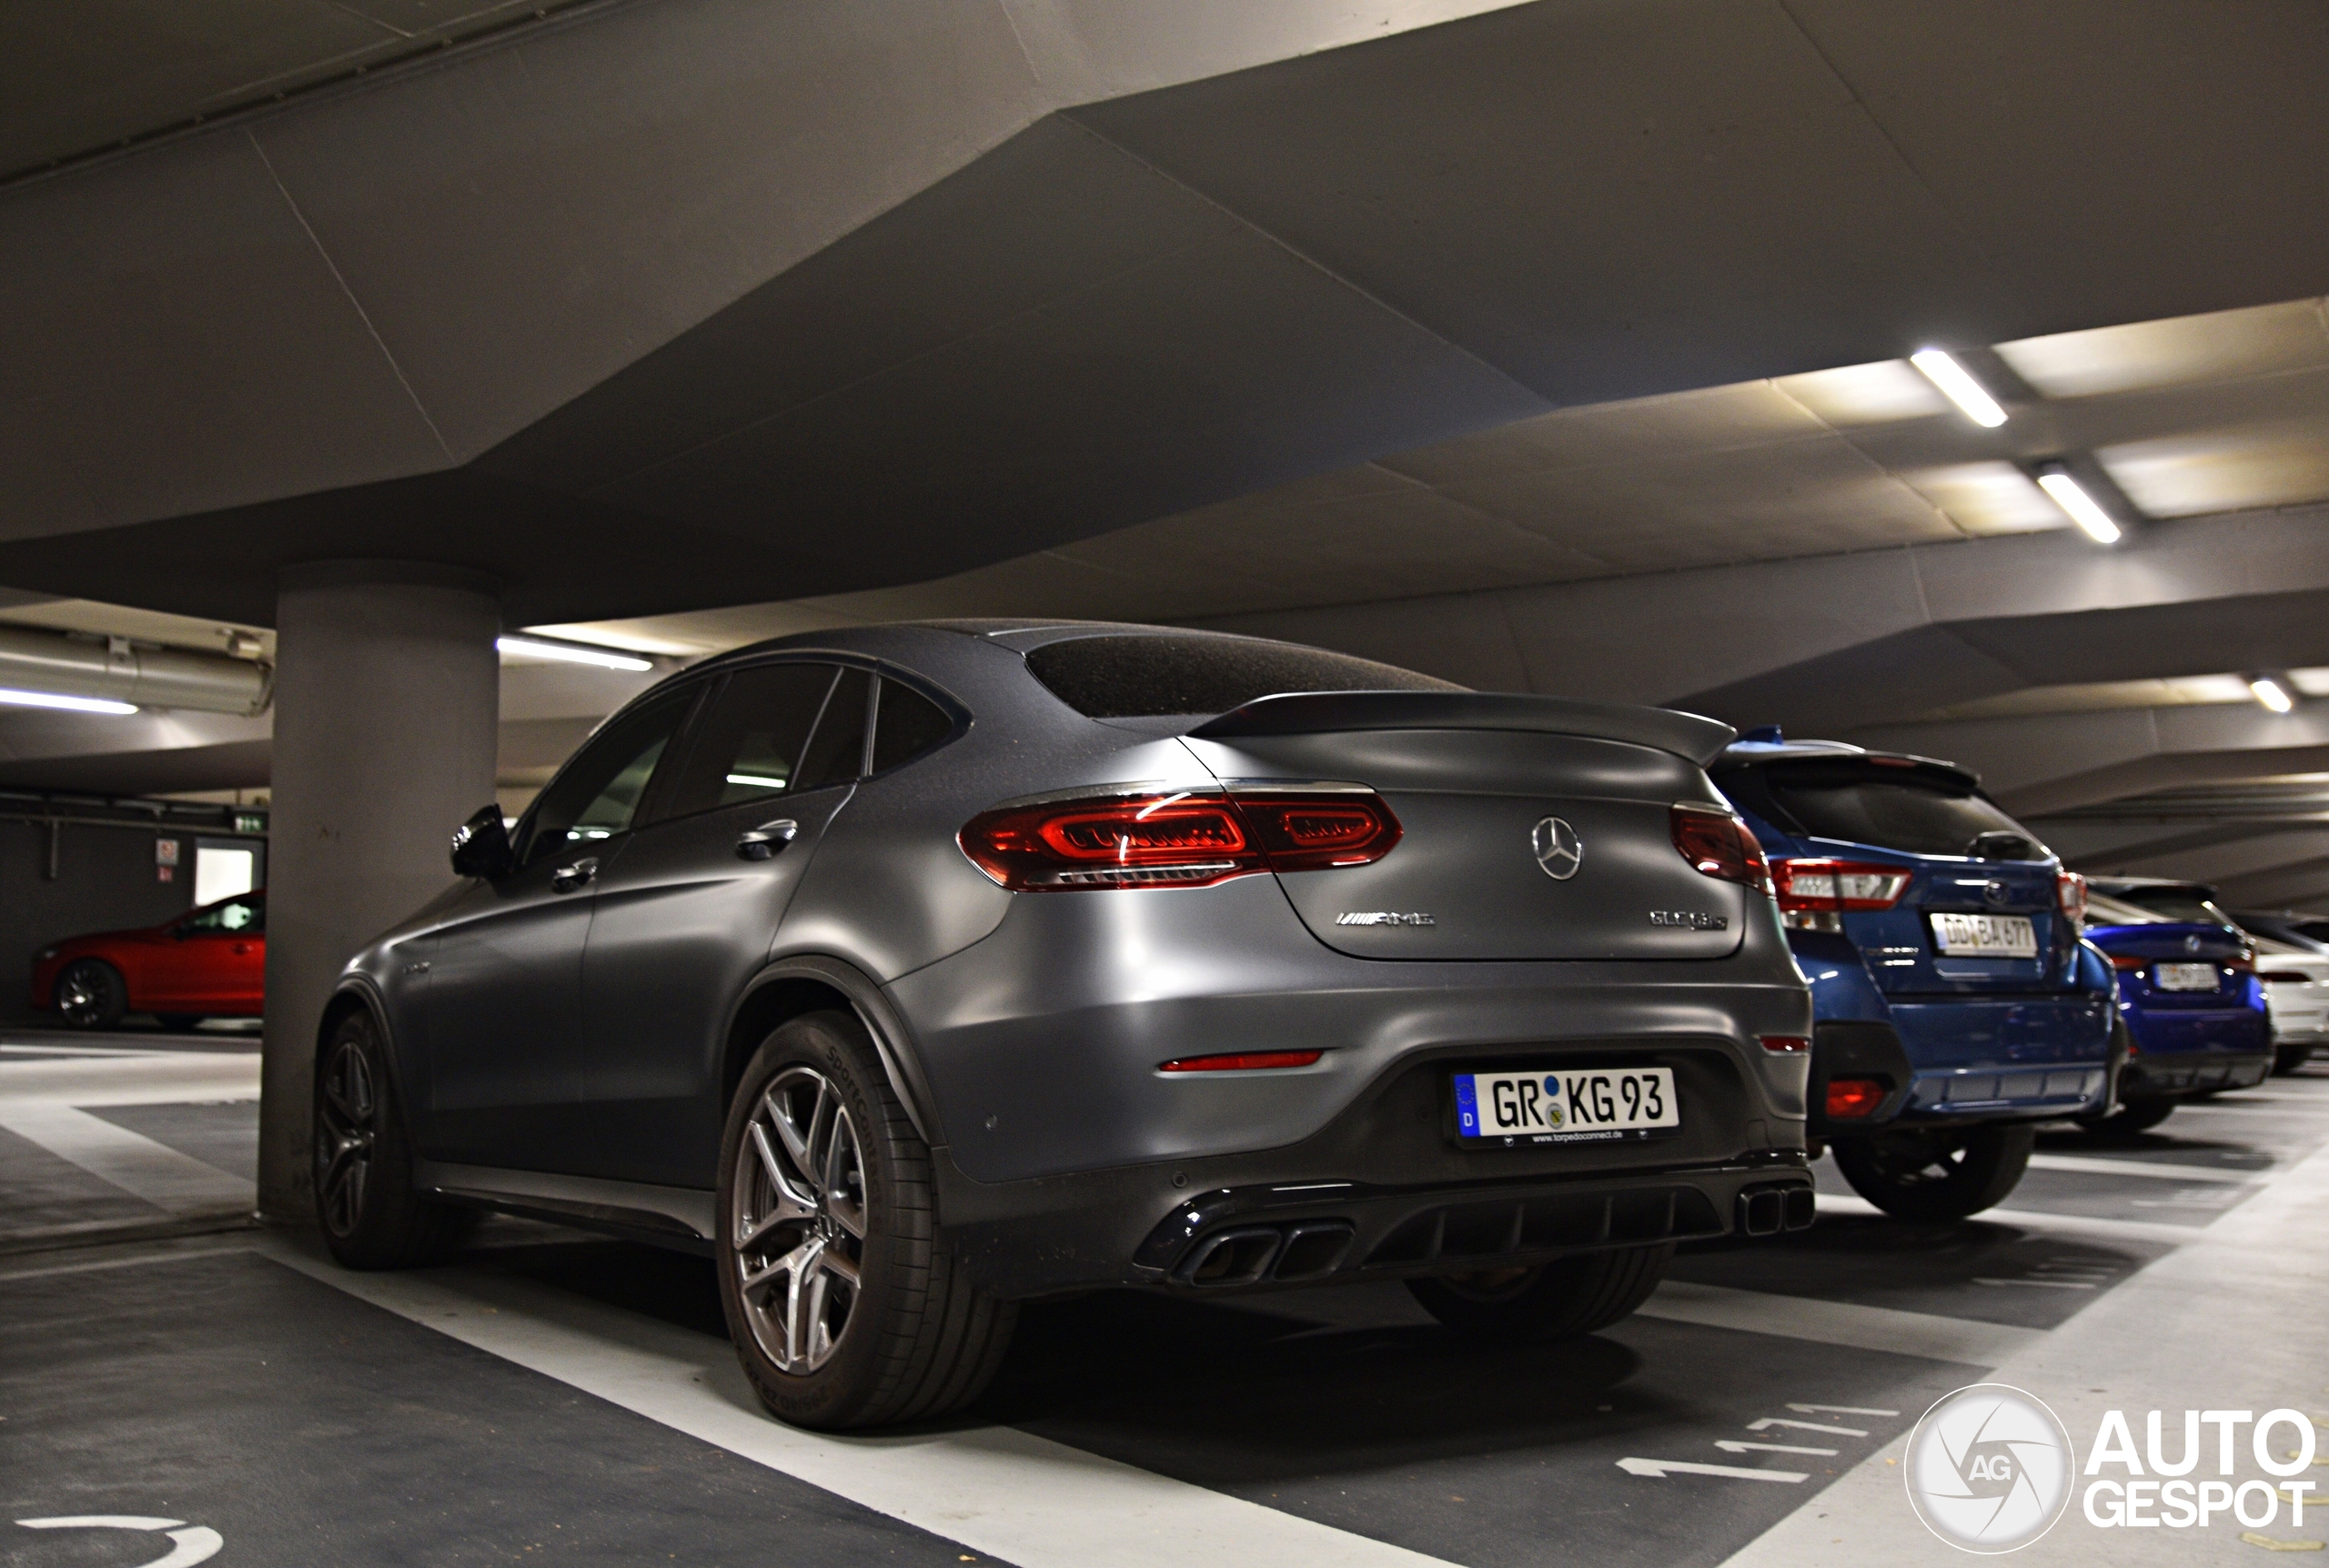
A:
1738;1185;1816;1237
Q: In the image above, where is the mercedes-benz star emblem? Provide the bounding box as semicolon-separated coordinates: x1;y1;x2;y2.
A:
1532;816;1583;880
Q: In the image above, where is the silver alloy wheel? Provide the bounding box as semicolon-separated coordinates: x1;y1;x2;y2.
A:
315;1038;377;1236
732;1066;866;1374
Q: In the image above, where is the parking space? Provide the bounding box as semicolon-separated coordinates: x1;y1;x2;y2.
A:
6;1051;2324;1567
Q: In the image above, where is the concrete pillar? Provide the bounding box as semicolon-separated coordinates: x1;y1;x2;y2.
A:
257;562;500;1222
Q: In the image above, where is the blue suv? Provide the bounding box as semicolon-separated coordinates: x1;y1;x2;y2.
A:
1712;732;2118;1220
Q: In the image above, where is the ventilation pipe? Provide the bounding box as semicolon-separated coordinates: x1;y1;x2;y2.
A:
0;624;272;716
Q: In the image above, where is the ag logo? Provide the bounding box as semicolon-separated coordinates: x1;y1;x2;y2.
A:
1531;817;1583;880
1904;1384;2072;1553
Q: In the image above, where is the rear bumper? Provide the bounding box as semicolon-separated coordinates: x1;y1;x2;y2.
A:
936;1145;1812;1299
2120;1050;2274;1099
1882;993;2115;1122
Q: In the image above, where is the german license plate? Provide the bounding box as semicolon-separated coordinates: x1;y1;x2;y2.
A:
2155;962;2218;990
1930;912;2038;959
1454;1067;1679;1144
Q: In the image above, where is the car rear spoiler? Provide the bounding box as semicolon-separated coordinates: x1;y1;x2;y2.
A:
1188;691;1738;766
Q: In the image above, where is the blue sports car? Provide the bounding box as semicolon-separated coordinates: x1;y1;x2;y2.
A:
2079;879;2274;1135
1713;731;2117;1219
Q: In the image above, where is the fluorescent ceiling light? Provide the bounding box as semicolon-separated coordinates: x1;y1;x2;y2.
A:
1910;348;2009;427
2250;676;2295;714
497;636;653;672
2033;467;2122;544
0;688;137;714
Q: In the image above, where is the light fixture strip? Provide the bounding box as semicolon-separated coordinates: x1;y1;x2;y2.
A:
1910;348;2008;427
496;635;654;672
2250;676;2295;714
2034;468;2122;545
0;687;139;715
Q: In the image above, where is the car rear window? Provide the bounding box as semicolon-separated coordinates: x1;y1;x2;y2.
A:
2103;885;2236;926
1023;634;1459;719
1735;761;2032;858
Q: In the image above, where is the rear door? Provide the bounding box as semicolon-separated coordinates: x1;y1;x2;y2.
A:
1183;729;1744;960
570;663;866;1185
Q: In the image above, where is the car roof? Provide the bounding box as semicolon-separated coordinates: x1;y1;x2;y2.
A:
1713;734;1980;789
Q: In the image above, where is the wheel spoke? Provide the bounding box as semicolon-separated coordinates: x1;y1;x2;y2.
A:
814;1245;860;1289
768;1086;814;1175
731;1064;865;1376
749;1121;818;1213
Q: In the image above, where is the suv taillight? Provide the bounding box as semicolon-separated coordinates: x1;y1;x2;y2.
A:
959;789;1401;890
1671;803;1769;894
1770;858;1911;932
2057;870;2088;927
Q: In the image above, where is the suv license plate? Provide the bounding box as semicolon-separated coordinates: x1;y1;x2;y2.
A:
1454;1068;1679;1145
2156;962;2218;990
1930;912;2038;959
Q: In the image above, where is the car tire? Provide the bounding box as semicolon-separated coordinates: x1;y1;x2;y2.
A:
156;1014;204;1032
1406;1243;1673;1342
55;960;126;1030
1831;1125;2035;1221
2079;1097;2178;1139
313;1008;470;1269
2273;1042;2314;1076
717;1010;1016;1432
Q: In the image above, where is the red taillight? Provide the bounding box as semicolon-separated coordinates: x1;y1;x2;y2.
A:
960;789;1399;890
1672;803;1769;894
1158;1050;1323;1072
2260;970;2314;982
1770;859;1912;912
1826;1078;1886;1118
2110;954;2148;970
2057;870;2088;925
1759;1034;1811;1053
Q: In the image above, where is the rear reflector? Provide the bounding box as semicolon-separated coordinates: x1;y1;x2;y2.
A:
1759;1034;1811;1053
1671;802;1769;894
961;788;1399;890
1826;1078;1886;1118
1158;1050;1324;1073
2109;954;2148;970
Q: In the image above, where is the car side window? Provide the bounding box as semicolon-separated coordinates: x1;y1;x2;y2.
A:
792;668;872;792
524;692;693;866
660;663;839;819
182;896;263;934
869;678;956;775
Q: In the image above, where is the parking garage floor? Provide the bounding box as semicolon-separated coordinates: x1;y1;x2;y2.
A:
5;1031;2324;1567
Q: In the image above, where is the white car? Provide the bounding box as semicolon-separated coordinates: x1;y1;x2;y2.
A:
2253;940;2329;1074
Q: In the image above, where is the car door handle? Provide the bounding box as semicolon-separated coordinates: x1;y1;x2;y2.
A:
550;856;600;892
736;819;800;861
231;942;252;955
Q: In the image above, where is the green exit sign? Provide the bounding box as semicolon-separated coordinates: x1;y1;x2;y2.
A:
234;814;266;834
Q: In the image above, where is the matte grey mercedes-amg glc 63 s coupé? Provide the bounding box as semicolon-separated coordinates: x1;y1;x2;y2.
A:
316;621;1815;1429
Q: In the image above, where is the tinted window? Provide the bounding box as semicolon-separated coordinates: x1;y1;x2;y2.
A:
526;693;691;864
870;678;955;774
1748;762;2030;857
1024;634;1460;719
184;895;263;934
2108;885;2236;926
794;667;871;791
663;663;836;818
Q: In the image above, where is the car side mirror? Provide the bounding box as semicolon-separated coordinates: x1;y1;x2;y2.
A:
450;803;516;880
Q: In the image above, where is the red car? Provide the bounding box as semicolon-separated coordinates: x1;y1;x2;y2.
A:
34;890;266;1030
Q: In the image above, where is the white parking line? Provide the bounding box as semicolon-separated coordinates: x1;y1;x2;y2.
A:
0;1050;259;1109
1637;1279;2045;1365
1813;1191;2203;1243
2026;1152;2260;1182
259;1236;1462;1568
0;1102;252;1216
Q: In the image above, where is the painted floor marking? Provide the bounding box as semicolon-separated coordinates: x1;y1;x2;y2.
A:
1637;1279;2045;1365
1618;1458;1807;1483
0;1102;250;1215
259;1236;1464;1568
15;1518;222;1568
1715;1441;1837;1456
1813;1191;2203;1243
1747;1417;1866;1436
2026;1152;2259;1182
1786;1404;1897;1416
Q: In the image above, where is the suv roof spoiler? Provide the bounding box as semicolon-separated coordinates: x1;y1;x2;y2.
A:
1189;691;1737;766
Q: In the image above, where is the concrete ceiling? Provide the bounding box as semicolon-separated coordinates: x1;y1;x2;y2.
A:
2;0;2325;626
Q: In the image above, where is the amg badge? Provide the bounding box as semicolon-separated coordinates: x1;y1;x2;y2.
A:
1336;911;1437;927
1648;910;1729;930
